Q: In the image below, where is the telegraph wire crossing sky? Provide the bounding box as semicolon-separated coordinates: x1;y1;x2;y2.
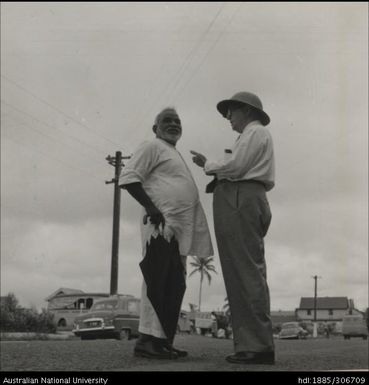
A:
1;2;368;312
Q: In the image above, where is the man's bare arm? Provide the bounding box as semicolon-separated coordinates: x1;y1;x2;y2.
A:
121;182;165;228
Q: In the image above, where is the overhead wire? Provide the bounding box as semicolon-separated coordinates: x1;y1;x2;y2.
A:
131;3;226;136
172;3;243;102
1;74;124;150
158;3;226;103
1;99;109;157
4;135;103;183
4;114;105;165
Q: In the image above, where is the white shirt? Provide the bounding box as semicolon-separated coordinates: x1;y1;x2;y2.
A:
204;120;275;191
119;138;214;258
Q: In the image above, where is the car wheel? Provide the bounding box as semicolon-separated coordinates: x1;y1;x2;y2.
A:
57;318;67;328
116;329;130;340
81;335;94;340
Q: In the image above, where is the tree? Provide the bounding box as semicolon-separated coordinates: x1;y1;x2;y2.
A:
188;256;217;311
0;292;56;333
222;297;231;318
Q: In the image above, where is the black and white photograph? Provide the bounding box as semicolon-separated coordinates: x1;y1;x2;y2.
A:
1;1;368;377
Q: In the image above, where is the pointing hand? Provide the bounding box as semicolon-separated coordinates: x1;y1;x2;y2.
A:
190;150;207;168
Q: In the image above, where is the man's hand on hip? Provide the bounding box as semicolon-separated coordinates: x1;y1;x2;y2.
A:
144;206;165;229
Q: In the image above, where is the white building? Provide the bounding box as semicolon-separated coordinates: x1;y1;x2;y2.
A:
295;297;361;322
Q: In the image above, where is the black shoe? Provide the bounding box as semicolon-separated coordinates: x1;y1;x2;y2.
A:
134;340;178;360
226;351;275;365
164;346;188;358
155;345;179;359
156;339;188;358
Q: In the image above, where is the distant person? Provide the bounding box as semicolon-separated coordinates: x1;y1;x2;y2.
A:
119;107;213;359
191;92;275;365
324;323;330;338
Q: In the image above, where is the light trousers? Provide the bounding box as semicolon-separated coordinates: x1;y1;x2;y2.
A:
213;180;274;353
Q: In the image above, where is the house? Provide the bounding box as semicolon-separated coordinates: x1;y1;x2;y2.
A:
295;297;362;322
45;288;84;304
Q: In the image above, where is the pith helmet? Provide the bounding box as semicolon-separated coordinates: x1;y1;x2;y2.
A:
216;91;270;126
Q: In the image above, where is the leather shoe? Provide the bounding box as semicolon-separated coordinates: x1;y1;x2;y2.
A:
165;345;188;358
134;340;178;359
226;351;275;365
155;338;188;358
155;344;179;359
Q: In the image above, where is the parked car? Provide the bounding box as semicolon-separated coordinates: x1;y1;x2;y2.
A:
194;312;217;336
72;295;140;340
177;311;192;333
279;322;309;340
342;314;368;340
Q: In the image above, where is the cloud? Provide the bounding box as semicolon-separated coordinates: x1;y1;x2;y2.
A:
1;3;367;314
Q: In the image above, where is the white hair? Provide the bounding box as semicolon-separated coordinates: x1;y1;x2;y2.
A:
154;107;178;125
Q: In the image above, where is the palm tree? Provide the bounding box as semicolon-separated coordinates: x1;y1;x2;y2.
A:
189;256;217;311
222;297;231;318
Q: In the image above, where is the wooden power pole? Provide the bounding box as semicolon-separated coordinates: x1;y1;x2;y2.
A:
106;151;130;295
312;275;321;322
311;275;322;338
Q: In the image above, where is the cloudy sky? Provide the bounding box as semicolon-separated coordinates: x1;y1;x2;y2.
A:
1;2;368;313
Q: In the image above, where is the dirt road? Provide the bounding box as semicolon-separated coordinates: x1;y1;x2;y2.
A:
1;334;368;372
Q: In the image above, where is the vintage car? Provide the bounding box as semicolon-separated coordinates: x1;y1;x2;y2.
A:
177;311;192;333
72;295;140;340
278;321;309;340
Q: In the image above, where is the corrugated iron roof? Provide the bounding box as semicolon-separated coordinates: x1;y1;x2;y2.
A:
45;288;85;301
299;297;349;309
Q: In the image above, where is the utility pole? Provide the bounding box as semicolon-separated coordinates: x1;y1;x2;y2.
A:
105;151;130;295
311;275;322;337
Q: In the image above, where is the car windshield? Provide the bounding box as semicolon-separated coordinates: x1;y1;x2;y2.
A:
91;300;118;310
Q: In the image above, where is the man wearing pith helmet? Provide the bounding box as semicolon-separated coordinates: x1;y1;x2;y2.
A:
191;91;275;365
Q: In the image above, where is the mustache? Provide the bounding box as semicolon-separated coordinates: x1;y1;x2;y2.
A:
166;127;181;133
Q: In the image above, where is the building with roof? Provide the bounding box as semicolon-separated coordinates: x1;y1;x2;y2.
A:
295;297;362;322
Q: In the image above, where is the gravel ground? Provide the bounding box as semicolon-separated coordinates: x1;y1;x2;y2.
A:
0;334;368;372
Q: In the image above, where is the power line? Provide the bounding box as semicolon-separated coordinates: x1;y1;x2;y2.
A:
1;74;123;149
4;114;104;165
4;135;103;183
131;3;226;135
172;3;243;102
160;3;226;102
1;99;108;157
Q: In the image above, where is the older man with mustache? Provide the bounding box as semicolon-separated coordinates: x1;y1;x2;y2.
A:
120;107;213;360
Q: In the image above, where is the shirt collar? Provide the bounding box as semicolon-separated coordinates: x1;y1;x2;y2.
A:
240;120;262;134
156;137;176;148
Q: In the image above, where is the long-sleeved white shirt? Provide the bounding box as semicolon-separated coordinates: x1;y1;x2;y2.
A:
204;120;275;191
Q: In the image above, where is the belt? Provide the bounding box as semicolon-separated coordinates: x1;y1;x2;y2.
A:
218;179;265;187
206;178;265;193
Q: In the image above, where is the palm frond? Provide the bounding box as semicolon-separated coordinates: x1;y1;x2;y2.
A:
189;262;200;267
204;270;212;285
206;265;217;273
188;269;198;278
